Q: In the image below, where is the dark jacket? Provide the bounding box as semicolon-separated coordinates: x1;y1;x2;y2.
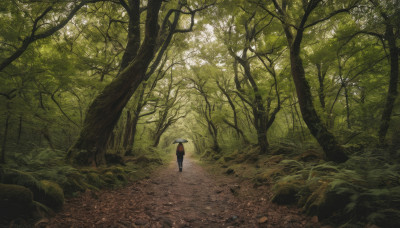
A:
176;144;185;159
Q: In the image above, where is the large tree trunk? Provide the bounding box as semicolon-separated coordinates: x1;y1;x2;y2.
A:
270;0;349;163
378;25;399;144
289;47;348;163
67;0;162;166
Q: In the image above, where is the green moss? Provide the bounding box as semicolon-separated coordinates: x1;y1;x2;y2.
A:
0;183;34;218
272;175;305;205
1;169;47;203
86;172;106;188
134;155;163;164
234;146;259;163
62;171;97;196
40;180;64;210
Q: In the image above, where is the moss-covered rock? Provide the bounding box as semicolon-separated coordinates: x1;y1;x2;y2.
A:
62;171;95;196
39;180;64;210
1;169;46;202
105;154;125;165
272;176;304;205
0;183;34;218
133;155;163;164
102;166;127;181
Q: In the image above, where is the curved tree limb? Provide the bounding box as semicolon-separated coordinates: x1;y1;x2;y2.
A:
0;0;103;72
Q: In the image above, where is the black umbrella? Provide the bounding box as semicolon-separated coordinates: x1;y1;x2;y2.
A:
173;138;188;144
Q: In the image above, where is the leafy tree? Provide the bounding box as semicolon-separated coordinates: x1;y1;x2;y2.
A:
259;0;360;163
67;0;214;166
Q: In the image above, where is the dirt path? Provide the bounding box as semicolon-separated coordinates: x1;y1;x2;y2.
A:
47;155;318;227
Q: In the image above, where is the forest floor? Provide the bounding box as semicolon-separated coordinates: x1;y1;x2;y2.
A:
45;154;320;228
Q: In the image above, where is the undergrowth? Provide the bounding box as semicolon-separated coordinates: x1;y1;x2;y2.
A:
0;146;167;226
201;143;400;227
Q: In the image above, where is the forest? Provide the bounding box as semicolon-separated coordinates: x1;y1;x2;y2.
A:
0;0;399;227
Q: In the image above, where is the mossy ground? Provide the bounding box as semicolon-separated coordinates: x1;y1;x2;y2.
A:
198;144;400;227
0;147;169;226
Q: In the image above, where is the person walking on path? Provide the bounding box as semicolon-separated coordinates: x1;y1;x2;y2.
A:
176;142;185;172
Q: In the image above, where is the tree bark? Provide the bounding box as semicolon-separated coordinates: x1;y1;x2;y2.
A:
67;0;163;166
119;0;141;72
17;115;22;145
272;0;348;163
288;41;348;163
1;114;9;164
216;81;249;144
238;58;269;153
337;56;351;129
378;24;399;144
122;111;133;150
290;50;347;161
125;88;146;155
316;63;326;109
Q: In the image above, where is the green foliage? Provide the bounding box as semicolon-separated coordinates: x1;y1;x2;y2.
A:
1;0;399;226
212;142;400;227
39;180;64;210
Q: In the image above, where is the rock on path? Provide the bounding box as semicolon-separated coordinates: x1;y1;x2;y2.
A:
47;156;317;227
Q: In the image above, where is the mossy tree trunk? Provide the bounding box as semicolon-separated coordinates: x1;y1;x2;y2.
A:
67;0;163;166
270;0;349;163
0;90;16;164
1;114;9;164
378;23;399;144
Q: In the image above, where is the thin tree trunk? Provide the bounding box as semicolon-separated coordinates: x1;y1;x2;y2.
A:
41;126;54;151
378;24;399;144
316;63;326;109
1;114;10;164
17;115;22;145
293;99;306;140
337;55;351;129
122;111;133;150
344;86;351;129
216;81;249;144
237;58;269;153
125;114;139;156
